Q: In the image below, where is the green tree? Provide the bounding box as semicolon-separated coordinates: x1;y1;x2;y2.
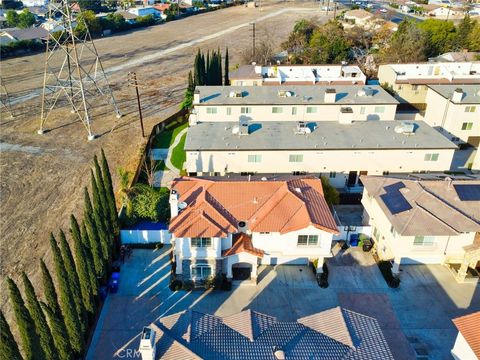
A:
77;0;102;11
84;187;106;277
101;148;119;236
131;185;170;222
7;277;44;360
21;273;58;360
282;19;317;63
18;9;35;28
380;19;427;63
75;10;102;36
1;0;23;9
417;19;456;57
307;21;351;64
49;234;84;355
58;230;87;336
224;47;229;85
40;260;72;360
70;214;95;316
81;221;99;297
117;167;135;221
455;15;474;50
91;169;111;263
94;155;111;234
320;176;340;206
181;71;195;109
0;309;23;360
468;21;480;51
5;9;19;27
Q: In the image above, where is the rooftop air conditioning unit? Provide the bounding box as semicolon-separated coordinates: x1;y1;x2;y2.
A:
357;87;374;97
324;88;336;103
239;119;249;135
278;90;293;97
295;121;311;135
394;122;416;135
229;91;244;98
339;107;354;124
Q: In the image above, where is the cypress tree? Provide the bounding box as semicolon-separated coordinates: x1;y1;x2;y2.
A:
91;169;111;264
22;273;58;360
49;234;84;355
206;50;211;85
40;260;72;360
81;221;99;297
224;47;229;85
40;303;72;360
84;187;106;277
217;49;222;86
58;229;87;336
70;215;95;316
6;277;44;360
101;148;119;237
0;309;23;360
194;49;202;86
94;155;111;234
200;52;206;85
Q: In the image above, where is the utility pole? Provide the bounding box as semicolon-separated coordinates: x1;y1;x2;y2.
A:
250;22;256;61
128;72;145;138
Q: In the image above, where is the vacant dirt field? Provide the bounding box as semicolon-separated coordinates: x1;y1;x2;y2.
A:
0;1;329;317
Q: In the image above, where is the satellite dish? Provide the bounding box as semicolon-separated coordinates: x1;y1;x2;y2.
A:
178;202;188;210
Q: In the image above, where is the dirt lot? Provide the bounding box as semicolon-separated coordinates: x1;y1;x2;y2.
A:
0;1;329;316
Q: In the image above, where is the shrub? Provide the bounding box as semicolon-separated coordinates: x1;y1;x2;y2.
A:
378;261;400;288
182;280;194;291
169;279;183;291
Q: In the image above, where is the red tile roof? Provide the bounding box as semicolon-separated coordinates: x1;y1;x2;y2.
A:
153;4;170;11
453;312;480;358
169;177;339;238
222;233;264;258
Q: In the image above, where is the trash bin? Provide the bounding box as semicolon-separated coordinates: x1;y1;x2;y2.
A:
99;286;108;300
362;239;373;252
109;279;119;293
111;272;120;280
350;234;359;247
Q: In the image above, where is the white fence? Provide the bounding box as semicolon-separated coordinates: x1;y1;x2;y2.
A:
120;229;171;245
333;225;372;242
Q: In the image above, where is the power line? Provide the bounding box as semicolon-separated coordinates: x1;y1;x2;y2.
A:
127;72;145;138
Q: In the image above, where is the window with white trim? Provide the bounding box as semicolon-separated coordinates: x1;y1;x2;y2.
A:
297;235;319;246
360;106;366;115
191;265;212;279
424;153;439;161
465;106;476;113
226;107;232;115
241;107;252;114
413;236;435;246
374;106;385;114
289;154;303;162
306;107;317;114
206;107;217;114
247;154;262;163
272;107;283;114
191;237;212;248
461;122;473;130
292;107;297;115
329;171;336;178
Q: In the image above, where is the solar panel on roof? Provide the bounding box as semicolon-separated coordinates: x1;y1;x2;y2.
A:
383;182;405;193
380;192;412;215
453;184;480;201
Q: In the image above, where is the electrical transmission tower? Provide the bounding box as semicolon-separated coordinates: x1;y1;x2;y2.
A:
39;0;121;141
0;77;14;119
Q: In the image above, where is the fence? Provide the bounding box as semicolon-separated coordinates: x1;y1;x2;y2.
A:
120;229;171;245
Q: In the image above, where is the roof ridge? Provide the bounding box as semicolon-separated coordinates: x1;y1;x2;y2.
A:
414;202;461;234
249;183;290;231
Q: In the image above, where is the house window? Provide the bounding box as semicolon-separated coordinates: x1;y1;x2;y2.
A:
382;171;390;175
241;107;252;114
374;106;385;114
360;106;366;115
297;235;319;246
329;171;336;178
461;122;473;130
465;106;476;113
413;236;435;246
206;107;217;114
191;237;212;248
306;107;317;114
260;232;270;234
292;107;297;115
191;265;212;279
272;106;283;114
289;154;303;162
424;153;439;161
226;107;232;115
247;154;262;163
373;227;381;241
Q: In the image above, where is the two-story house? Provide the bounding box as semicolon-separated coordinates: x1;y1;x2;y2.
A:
361;175;480;282
423;85;480;147
168;176;339;283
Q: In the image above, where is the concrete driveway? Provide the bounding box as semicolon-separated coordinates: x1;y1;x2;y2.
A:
87;246;480;359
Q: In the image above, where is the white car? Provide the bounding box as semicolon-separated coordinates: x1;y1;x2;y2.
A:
380;8;387;12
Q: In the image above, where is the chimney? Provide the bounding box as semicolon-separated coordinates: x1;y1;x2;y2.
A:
324;88;336;103
338;107;354;124
170;190;179;218
193;89;200;105
452;88;464;102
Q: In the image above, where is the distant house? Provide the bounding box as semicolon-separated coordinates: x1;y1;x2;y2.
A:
152;308;395;359
115;11;140;24
343;9;374;27
0;27;49;45
40;19;77;33
169;176;339;283
429;52;480;62
361;175;480;282
22;0;48;6
428;6;457;17
26;6;49;19
127;6;162;18
451;312;480;360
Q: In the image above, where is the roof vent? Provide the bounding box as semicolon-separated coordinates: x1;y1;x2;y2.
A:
229;90;244;98
238;221;248;233
451;88;464;102
324;88;336;103
278;90;293;97
294;187;302;193
295;121;311;135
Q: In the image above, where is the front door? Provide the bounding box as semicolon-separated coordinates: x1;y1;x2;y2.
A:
347;171;357;187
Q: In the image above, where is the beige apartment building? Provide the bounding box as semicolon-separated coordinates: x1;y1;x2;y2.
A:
377;62;480;108
423;85;480;147
229;64;366;86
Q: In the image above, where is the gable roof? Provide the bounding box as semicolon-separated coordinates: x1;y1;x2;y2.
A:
222;233;264;258
169;177;339;238
452;312;480;359
1;27;49;41
361;176;480;236
157;308;394;359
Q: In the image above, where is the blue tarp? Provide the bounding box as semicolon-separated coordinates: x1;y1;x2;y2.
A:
123;221;168;231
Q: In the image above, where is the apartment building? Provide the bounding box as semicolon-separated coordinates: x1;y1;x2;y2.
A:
229;64;366;86
361;176;480;282
377;62;480;107
189;85;398;124
423;85;480;147
169;177;339;283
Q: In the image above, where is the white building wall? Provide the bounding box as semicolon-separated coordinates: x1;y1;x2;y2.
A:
424;89;480;144
174;236;224;259
193;103;397;123
185;148;455;178
120;230;171;245
451;332;479;360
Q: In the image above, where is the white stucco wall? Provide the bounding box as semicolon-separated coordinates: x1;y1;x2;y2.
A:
174;236;224;259
451;331;479;360
185;148;455;178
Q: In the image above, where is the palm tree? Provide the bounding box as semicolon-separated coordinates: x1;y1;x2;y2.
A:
117;167;135;219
